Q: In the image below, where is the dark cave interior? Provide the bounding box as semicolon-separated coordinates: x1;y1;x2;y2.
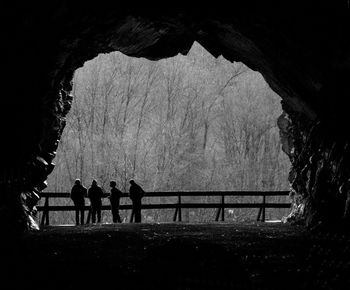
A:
1;1;350;233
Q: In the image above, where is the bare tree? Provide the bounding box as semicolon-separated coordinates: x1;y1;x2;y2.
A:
45;42;290;224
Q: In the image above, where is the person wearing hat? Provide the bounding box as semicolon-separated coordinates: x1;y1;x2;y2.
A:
70;179;87;225
109;181;122;223
129;180;145;223
88;179;104;223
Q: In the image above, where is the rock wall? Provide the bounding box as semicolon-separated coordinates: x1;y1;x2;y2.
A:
1;1;350;231
278;101;350;229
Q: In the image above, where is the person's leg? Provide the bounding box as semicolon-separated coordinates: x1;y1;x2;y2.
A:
80;207;84;225
116;201;121;223
75;207;79;225
135;211;140;222
91;206;96;223
111;206;116;223
116;209;121;223
130;207;135;223
97;205;101;223
134;201;141;223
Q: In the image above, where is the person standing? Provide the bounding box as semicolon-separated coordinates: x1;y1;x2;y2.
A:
109;181;122;223
88;179;104;223
70;179;87;225
129;180;145;223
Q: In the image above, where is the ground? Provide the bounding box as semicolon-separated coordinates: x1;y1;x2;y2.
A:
2;222;350;290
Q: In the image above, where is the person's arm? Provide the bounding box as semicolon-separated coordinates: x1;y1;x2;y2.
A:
139;186;145;196
70;187;75;200
101;187;108;198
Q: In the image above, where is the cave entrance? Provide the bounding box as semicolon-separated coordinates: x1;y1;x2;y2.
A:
40;42;291;225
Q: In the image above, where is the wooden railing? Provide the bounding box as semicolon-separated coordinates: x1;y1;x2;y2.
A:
37;191;291;225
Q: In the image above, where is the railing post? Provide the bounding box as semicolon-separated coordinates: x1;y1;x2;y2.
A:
40;199;45;226
173;207;178;222
215;195;223;222
257;206;262;221
130;209;134;223
40;196;49;226
86;206;91;224
215;207;221;222
221;194;225;221
178;194;182;222
262;194;266;222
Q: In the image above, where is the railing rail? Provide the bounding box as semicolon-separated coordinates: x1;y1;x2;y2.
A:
37;191;291;225
39;191;290;198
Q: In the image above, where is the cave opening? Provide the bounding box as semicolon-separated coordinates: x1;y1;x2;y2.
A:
3;5;350;290
40;42;291;225
2;4;349;234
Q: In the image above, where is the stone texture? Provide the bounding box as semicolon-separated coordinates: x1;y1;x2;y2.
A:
1;1;349;231
282;104;350;229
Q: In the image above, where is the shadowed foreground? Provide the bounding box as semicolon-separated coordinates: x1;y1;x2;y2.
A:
3;222;350;290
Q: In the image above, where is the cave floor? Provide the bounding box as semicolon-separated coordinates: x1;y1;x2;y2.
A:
3;222;350;290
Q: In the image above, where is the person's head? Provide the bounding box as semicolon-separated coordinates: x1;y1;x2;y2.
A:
130;180;135;185
75;179;81;185
110;181;116;187
92;179;97;186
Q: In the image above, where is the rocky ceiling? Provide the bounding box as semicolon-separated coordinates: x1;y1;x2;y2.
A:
1;1;349;232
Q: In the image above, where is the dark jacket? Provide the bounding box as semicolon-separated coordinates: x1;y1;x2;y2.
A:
129;183;145;202
110;188;122;205
70;184;87;205
88;185;104;205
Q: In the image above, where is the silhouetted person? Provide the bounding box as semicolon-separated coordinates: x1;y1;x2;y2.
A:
109;181;122;223
70;179;87;225
88;179;104;223
129;180;145;223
